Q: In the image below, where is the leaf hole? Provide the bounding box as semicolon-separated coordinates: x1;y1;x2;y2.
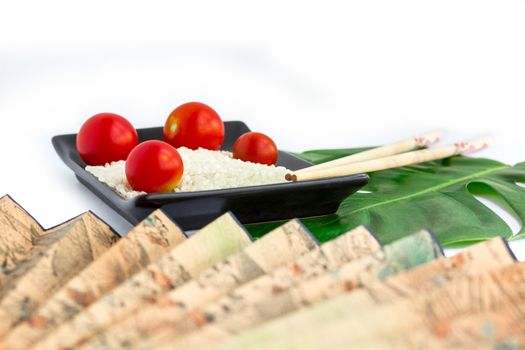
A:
468;183;522;236
357;190;373;194
516;182;525;189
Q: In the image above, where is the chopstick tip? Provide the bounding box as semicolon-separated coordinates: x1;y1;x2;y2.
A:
285;173;297;182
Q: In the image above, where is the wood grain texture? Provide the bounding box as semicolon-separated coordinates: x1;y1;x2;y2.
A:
0;211;119;339
103;229;442;350
250;262;525;350
31;212;253;350
356;300;525;350
203;237;517;350
340;236;515;310
0;195;46;287
0;195;44;237
1;209;187;350
78;225;380;350
1;194;521;349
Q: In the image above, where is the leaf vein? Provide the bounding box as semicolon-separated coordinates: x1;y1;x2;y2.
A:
345;165;509;216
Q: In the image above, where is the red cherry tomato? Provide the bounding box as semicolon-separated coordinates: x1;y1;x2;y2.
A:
125;140;184;193
233;132;278;165
163;102;225;150
77;113;138;166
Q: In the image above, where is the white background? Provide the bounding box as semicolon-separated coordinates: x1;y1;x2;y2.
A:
1;0;524;257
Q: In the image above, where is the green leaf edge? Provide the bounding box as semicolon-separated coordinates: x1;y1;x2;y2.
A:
245;149;525;248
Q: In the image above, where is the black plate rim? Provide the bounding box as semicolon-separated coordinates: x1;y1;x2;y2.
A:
138;173;369;206
52;121;369;209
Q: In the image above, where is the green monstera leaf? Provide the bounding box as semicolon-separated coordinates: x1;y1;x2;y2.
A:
246;148;525;247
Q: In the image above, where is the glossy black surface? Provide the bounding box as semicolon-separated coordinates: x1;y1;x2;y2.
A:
53;121;369;230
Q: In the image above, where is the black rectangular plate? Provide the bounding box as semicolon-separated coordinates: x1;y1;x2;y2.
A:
52;121;369;230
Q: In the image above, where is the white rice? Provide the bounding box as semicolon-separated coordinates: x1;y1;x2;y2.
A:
86;147;291;199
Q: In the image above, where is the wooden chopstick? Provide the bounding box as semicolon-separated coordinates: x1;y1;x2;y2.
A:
294;130;442;175
286;137;491;182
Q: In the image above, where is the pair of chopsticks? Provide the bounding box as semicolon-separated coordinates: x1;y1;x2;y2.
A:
286;131;492;182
